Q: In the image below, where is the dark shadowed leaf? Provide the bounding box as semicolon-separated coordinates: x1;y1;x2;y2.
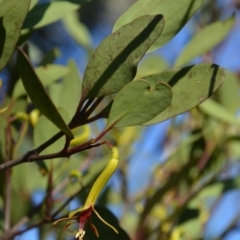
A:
106;80;172;128
144;64;225;125
17;48;73;139
13;64;69;99
113;0;203;52
0;0;30;71
82;14;165;99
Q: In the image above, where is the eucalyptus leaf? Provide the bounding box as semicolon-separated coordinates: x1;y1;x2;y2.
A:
217;71;240;114
29;0;38;10
135;55;168;79
63;12;92;48
199;98;240;127
106;80;172;128
82;14;165;99
113;0;203;52
13;64;69;99
144;64;225;125
0;0;30;71
174;15;235;67
57;59;82;120
17;48;73;139
23;1;80;29
34;115;66;155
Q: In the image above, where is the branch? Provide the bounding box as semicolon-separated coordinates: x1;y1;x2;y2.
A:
0;97;107;171
0;180;88;240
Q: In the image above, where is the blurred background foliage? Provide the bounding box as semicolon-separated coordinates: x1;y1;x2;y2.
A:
1;0;240;240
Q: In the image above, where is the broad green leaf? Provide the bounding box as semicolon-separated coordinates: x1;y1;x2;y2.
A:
34;115;66;155
29;0;38;10
144;63;225;125
82;14;165;99
0;0;30;71
23;1;80;29
174;15;235;67
17;48;73;139
63;12;92;48
135;55;168;79
12;162;47;193
106;80;172;128
217;71;240;114
13;64;69;98
113;0;203;53
48;82;63;112
199;98;240;127
54;60;82;120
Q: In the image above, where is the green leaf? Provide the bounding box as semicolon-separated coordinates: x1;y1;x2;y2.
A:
63;12;92;48
29;0;38;10
199;98;240;127
217;71;240;114
13;64;69;99
0;0;30;71
135;55;168;79
56;59;82;120
106;80;172;128
17;48;73;139
34;115;66;155
144;63;225;125
113;0;203;53
23;1;81;29
82;14;165;99
174;15;235;67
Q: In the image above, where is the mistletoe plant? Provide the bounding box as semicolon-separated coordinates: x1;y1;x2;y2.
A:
0;0;235;239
